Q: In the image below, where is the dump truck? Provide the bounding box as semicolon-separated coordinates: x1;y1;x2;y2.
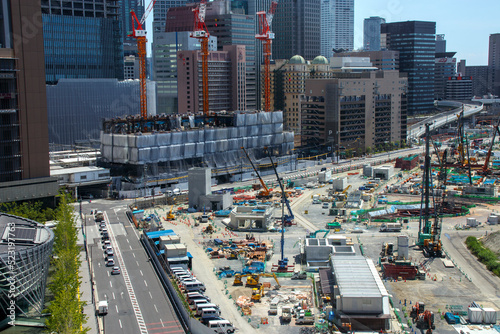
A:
281;306;292;323
379;222;402;232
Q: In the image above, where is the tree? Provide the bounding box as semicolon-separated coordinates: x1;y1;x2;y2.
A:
45;193;88;333
365;147;372;155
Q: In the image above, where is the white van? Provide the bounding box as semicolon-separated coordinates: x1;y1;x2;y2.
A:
190;298;210;309
183;280;205;292
186;292;207;300
195;303;219;316
208;319;235;334
201;307;220;319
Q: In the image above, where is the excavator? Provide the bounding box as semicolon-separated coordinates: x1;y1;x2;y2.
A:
166;206;175;220
307;229;330;238
251;285;266;302
241;147;272;199
234;272;280;288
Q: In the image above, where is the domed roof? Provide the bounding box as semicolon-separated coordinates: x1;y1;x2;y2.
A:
289;55;306;64
312;55;329;64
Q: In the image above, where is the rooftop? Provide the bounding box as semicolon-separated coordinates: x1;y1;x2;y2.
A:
0;214;53;253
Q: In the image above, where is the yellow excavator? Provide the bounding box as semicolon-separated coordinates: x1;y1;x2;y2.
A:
245;273;280;288
251;285;266;302
233;274;253;286
166;206;175;220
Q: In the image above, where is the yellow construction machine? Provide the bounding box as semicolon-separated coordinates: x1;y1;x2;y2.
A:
251;285;266;302
233;273;253;286
245;273;280;288
166;206;175;220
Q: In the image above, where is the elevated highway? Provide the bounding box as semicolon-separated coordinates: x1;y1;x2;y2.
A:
408;101;483;140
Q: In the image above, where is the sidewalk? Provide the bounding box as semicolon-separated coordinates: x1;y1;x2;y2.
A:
76;213;99;333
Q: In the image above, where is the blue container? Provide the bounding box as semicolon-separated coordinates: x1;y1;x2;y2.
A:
444;312;456;324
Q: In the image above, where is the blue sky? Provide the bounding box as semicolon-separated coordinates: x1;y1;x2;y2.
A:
355;0;500;65
147;0;500;66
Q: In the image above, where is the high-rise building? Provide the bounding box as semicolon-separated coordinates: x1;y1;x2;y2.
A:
118;0;145;56
434;35;456;100
488;33;500;97
41;0;123;83
301;70;407;151
152;31;217;114
273;0;321;60
446;76;472;101
321;0;354;58
363;16;385;51
460;59;489;98
177;45;247;113
153;0;188;33
124;55;140;80
381;21;436;114
0;0;58;203
332;50;399;70
205;0;256;109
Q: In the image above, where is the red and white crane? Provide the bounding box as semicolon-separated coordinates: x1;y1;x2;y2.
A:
129;0;156;119
256;1;278;112
190;0;210;115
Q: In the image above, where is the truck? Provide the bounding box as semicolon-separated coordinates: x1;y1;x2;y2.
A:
312;194;321;204
281;306;292;323
379;222;402;232
296;313;314;325
318;170;332;183
291;270;307;280
269;297;279;315
97;300;108;315
199;214;209;223
378;197;388;204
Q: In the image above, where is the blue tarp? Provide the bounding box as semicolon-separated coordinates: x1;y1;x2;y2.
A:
146;229;176;239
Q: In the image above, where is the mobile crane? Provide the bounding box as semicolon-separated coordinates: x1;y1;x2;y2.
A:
241;147;271;199
266;149;294;226
481;119;500;175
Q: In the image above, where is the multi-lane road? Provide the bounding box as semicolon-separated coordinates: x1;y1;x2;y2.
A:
84;202;185;334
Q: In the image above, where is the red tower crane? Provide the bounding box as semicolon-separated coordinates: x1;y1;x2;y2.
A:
190;0;210;115
129;0;156;119
256;1;278;112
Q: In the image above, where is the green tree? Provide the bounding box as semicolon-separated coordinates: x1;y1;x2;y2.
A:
365;147;372;155
45;193;88;333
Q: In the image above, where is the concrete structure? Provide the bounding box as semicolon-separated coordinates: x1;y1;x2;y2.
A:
100;111;294;192
46;79;157;145
152;30;217;114
0;213;54;320
273;0;321;60
363;17;385;51
463;185;497;197
333;50;399;71
446;76;473;101
301;70;408;151
0;1;58;204
397;235;409;259
382;21;436;114
50;166;111;199
332;178;347;191
177;45;247;113
188;168;232;211
363;165;373;177
321;0;354;58
488;33;500;97
373;166;394;180
41;0;123;83
304;236;354;271
345;191;363;208
330;256;391;331
228;205;274;231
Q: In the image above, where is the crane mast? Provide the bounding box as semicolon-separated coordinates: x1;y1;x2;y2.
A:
129;0;156;119
256;1;278;112
190;0;210;115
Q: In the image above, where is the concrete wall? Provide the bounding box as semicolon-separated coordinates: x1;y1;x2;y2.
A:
188;168;211;209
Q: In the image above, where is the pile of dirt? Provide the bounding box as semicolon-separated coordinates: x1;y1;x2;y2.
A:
481;231;500;256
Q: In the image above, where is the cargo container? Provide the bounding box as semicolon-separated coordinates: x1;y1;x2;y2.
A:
379;222;402;232
482;308;497;324
468;307;483;324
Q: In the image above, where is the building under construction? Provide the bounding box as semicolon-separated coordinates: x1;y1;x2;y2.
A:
100;111;294;195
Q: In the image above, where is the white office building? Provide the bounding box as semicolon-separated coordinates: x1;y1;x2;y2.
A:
320;0;354;58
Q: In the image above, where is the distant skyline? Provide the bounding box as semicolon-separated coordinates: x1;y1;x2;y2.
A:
147;0;500;65
355;0;500;65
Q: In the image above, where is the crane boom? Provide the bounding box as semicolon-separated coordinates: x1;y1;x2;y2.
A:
267;149;294;226
241;147;271;198
482;118;500;173
190;0;210;115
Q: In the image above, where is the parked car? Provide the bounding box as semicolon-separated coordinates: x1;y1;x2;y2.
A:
102;240;111;249
106;259;115;267
105;247;114;256
111;266;121;275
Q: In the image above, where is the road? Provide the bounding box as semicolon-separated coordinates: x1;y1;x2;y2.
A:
84;200;185;334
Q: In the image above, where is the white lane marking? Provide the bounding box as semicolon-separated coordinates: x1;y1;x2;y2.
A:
133;253;136;258
130;245;132;250
116;305;119;313
112;292;115;299
136;261;139;266
103;211;148;334
119;319;122;328
149;291;152;299
110;281;113;288
154;304;158;313
140;270;143;276
160;319;164;327
107;271;110;277
127;239;130;243
144;280;148;287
